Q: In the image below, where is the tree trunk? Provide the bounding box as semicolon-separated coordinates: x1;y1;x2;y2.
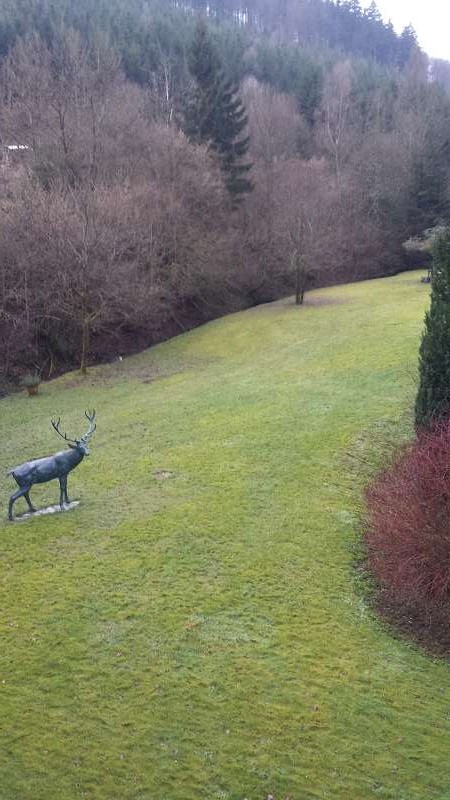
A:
80;319;90;375
294;251;306;305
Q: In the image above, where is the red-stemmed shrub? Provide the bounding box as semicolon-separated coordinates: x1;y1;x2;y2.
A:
365;419;450;610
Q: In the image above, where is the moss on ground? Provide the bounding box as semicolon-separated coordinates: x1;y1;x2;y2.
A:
1;271;448;800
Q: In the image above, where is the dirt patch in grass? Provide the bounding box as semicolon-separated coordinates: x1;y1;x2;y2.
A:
46;353;211;394
304;295;346;306
153;469;175;481
260;293;347;311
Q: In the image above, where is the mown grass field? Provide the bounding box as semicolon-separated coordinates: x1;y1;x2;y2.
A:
1;271;449;800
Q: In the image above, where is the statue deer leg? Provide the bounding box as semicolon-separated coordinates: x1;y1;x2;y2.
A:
24;492;36;513
9;485;32;521
59;475;68;509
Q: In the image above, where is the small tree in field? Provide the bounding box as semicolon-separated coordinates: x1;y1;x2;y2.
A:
415;228;450;428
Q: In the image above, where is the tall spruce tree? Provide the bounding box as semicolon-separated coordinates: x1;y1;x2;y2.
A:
397;24;419;67
185;19;252;201
415;228;450;428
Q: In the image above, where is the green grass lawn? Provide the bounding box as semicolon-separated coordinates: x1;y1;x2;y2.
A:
1;271;449;800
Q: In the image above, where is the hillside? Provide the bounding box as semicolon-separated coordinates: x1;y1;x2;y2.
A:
2;271;449;800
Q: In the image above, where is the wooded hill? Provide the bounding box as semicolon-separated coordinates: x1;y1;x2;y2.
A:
0;0;449;386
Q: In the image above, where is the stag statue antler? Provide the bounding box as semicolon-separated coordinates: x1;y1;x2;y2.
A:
81;410;96;443
8;410;97;520
51;417;77;444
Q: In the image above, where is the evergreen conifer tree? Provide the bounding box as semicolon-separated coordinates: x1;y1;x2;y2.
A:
397;24;419;67
415;228;450;428
185;19;252;201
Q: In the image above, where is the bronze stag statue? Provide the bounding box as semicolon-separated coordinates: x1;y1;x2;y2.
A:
8;410;96;521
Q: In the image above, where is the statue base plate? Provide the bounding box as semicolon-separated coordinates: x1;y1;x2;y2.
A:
13;501;80;521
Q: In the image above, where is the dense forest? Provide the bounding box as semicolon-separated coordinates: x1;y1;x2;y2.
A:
1;0;449;386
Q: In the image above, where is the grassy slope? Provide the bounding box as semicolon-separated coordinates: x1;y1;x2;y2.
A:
1;271;449;800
